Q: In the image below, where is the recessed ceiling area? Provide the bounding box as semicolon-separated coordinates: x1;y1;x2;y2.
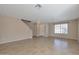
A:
0;4;79;23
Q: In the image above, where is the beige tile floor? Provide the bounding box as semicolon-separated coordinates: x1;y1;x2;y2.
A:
0;37;79;55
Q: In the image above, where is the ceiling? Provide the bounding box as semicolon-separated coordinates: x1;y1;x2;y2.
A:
0;4;79;23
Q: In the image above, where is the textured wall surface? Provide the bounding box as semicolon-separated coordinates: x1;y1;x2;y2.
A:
0;16;32;44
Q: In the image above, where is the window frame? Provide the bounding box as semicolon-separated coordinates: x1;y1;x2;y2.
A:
54;23;68;34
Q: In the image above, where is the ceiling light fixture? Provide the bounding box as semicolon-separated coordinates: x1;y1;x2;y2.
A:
35;4;42;8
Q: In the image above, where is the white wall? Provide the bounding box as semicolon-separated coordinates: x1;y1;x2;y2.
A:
48;20;78;40
0;15;78;44
33;23;48;37
0;16;32;44
32;20;78;40
77;19;79;41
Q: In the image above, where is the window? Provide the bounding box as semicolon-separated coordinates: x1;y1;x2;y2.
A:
54;23;68;34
